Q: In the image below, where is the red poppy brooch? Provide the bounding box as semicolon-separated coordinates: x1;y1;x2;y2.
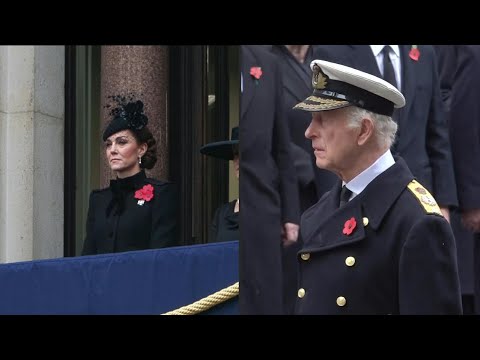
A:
250;66;262;85
409;45;420;61
135;184;154;206
343;217;357;236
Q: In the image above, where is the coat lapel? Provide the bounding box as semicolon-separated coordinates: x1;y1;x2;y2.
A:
397;45;417;129
283;64;311;102
269;45;315;104
301;180;366;252
350;45;382;77
240;46;258;120
300;158;414;253
300;181;342;244
302;194;367;253
282;49;312;97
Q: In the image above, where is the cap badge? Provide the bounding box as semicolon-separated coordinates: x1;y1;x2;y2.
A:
312;64;328;90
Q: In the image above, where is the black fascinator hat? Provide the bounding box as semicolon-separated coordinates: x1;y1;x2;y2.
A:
103;94;149;141
200;127;239;161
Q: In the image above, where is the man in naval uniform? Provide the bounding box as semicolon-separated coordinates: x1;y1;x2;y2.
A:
292;60;462;314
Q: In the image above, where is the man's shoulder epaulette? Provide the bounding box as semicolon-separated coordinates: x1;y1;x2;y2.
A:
406;180;443;216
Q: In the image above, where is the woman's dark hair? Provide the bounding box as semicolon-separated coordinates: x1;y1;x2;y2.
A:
132;126;157;170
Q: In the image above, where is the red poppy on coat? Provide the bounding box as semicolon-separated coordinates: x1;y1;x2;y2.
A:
343;217;357;236
135;184;154;202
409;46;420;61
250;66;263;80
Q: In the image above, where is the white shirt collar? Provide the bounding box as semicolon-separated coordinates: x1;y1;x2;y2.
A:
370;45;400;58
343;149;395;199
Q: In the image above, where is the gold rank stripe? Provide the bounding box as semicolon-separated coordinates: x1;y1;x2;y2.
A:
407;180;442;216
305;96;348;105
293;96;350;111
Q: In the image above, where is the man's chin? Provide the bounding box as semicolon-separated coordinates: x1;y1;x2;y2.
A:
315;159;328;169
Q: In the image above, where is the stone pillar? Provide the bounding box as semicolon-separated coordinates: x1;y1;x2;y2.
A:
100;46;169;187
32;46;65;260
0;46;64;263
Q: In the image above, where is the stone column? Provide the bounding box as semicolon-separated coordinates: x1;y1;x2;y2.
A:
100;46;169;187
32;46;65;260
0;46;64;263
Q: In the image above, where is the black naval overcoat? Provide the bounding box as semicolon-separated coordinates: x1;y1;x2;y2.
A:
295;158;462;315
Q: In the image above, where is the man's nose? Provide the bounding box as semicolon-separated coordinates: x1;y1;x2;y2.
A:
305;122;313;139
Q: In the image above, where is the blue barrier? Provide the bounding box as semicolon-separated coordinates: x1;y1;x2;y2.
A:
0;241;239;315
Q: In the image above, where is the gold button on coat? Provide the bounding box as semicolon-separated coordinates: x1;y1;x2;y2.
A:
298;288;306;298
336;296;346;307
345;256;355;267
363;217;369;226
300;253;310;261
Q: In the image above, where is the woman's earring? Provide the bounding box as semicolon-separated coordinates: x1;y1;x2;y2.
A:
138;156;142;165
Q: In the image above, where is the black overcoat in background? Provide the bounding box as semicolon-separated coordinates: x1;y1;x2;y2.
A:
239;45;300;314
444;45;480;312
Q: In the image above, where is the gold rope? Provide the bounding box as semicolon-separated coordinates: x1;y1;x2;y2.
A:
162;282;239;315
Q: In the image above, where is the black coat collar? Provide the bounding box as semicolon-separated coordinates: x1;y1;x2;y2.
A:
110;170;147;192
107;170;148;216
301;158;414;252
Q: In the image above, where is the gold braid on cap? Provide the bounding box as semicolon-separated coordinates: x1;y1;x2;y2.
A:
312;64;328;90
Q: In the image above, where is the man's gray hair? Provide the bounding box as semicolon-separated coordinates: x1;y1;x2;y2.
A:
345;107;397;148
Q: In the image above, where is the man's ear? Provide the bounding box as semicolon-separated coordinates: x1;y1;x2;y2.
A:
357;117;374;146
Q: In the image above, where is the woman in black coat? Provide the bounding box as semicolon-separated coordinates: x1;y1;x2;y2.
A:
200;127;239;243
82;95;178;255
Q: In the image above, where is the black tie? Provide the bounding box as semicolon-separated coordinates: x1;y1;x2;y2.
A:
382;46;398;90
339;185;353;208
